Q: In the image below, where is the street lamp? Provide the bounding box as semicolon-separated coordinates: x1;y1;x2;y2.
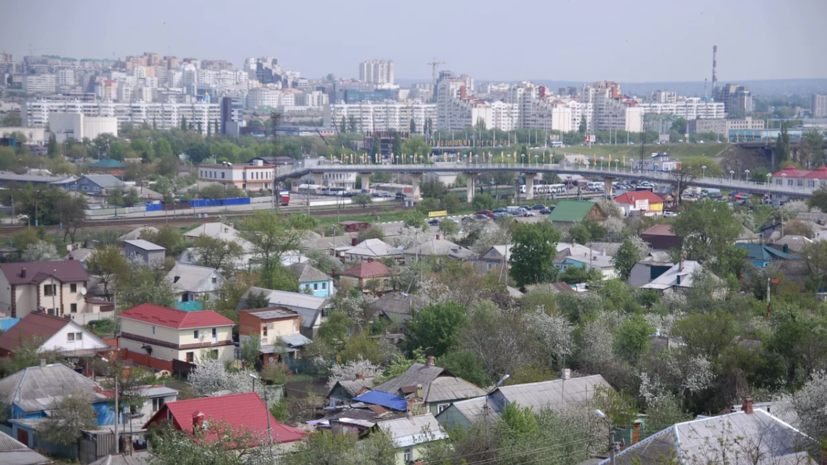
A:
702;165;707;178
594;409;616;465
745;170;750;182
599;157;604;171
729;170;735;182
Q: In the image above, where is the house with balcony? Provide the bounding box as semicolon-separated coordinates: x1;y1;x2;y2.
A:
238;306;312;364
0;261;91;319
117;304;235;363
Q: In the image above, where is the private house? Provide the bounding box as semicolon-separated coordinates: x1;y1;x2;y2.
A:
68;174;126;196
641;260;718;293
119;226;159;242
144;393;305;445
373;357;486;416
238;307;312;363
328;377;376;407
736;225;761;244
369;292;425;325
0;430;49;465
289;262;334;298
122;239;165;266
554;243;617;279
628;251;674;288
0;261;90;318
613;191;664;216
640;224;682;251
605;398;816;465
376;413;448;465
546;200;605;225
402;235;475;266
772;235;813;253
343;238;402;263
165;263;224;303
734;243;800;269
475;245;511;274
127;385;180;424
0;363;114;424
0;311;110;357
436;374;612;431
236;287;326;339
339;261;394;292
117;304;235;363
181;222;255;270
89;159;126;176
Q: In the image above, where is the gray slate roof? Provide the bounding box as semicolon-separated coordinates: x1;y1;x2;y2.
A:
0;430;49;465
492;375;611;414
369;292;425;317
288;262;331;283
331;377;376;397
0;364;106;413
123;239;165;251
373;363;485;404
166;263;223;294
377;413;448;448
237;287;326;329
605;409;815;465
427;376;487;403
84;174;126;189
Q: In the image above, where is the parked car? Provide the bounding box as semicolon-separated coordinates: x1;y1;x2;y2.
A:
539;208;552;215
427;218;441;226
475;214;491;220
476;210;493;216
493;208;507;214
532;204;546;210
663;211;678;218
395;192;405;199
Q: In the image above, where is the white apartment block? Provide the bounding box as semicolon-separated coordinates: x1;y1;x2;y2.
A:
650;90;677;104
688;117;765;136
813;94;827;118
325;102;437;135
57;69;75;87
22;101;221;135
246;87;295;109
23;74;56;94
359;60;395;85
637;98;725;120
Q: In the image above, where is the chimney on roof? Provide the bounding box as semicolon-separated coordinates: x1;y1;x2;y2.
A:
352;237;358;246
562;368;571;380
436;234;440;240
416;383;424;399
742;396;753;414
20;268;26;278
40;356;46;368
193;411;205;429
426;355;435;367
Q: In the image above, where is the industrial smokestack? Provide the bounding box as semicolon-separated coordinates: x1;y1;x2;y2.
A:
712;45;718;93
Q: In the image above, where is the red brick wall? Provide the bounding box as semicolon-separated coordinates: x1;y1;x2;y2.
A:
238;311;261;338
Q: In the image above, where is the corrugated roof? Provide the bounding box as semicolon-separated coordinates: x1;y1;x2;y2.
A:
1;260;88;285
89;159;126;168
165;263;223;294
494;375;611;414
377;414;448;448
332;378;376;397
403;238;475;259
373;363;485;403
83;174;126;188
373;363;445;399
118;304;234;329
344;239;400;258
123;239;164;251
427;376;486;403
119;227;159;242
547;200;597;223
369;292;425;316
340;261;392;279
0;364;106;413
288;262;330;283
0;430;49;465
641;260;704;290
735;243;800;261
237;288;326;329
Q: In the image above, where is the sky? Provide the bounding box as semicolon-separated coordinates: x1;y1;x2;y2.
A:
2;0;826;83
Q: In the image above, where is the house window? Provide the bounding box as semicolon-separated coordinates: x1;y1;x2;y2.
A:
194;330;200;339
437;403;450;413
404;448;413;462
313;283;318;290
76;332;83;340
322;282;327;290
70;283;77;293
186;352;195;362
212;328;217;337
70;303;77;313
44;284;57;296
152;326;156;335
212;277;217;284
262;326;268;337
68;333;75;341
221;172;225;179
152;397;165;412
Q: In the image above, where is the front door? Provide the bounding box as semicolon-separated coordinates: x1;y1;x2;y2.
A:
17;429;28;447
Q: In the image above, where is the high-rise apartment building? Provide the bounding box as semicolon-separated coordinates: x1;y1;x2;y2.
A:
812;94;827;118
359;60;395;85
637;98;725;120
23;74;56;94
650;90;677;104
714;83;754;114
326;102;436;135
56;69;75;87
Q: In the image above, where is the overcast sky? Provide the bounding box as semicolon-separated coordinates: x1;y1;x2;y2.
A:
2;0;826;83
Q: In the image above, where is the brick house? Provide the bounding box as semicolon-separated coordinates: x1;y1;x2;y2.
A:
238;307;312;363
0;261;89;318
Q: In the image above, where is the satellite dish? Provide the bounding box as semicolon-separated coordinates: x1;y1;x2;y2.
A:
81;287;87;296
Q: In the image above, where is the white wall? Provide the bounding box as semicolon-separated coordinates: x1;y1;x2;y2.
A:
42;322;109;353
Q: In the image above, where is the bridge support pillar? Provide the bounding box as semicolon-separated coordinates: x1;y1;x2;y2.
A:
410;173;423;200
604;177;614;198
289;178;302;193
313;173;325;187
360;173;372;192
525;174;536;200
466;173;478;203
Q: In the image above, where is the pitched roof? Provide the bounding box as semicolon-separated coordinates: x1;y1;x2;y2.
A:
403;238;475;259
0;312;108;354
641;224;677;237
613;190;664;205
773;164;815;179
1;260;88;285
605;409;815;465
369;292;425;316
119;226;159;242
373;362;485;403
344;238;400;258
374;363;445;399
546;200;598;223
89;159;126;168
773;235;813;253
144;393;305;444
82;174;126;188
340;261;392;279
352;391;408;411
236;287;326;328
0;430;49;465
165;263;223;294
493;375;611;414
641;260;706;290
123;239;165;251
735;243;800;261
118;304;234;329
0;364;106;413
377;414;448;448
288;262;330;283
427;376;487;403
331;378;376;397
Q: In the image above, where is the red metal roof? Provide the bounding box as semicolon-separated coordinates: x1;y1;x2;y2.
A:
0;312;70;353
340;261;392;279
143;393;305;444
1;260;88;285
642;224;677;237
772;164;811;178
613;191;664;205
118;304;234;329
805;166;827;179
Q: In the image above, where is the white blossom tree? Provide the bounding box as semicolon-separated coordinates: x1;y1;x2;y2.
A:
188;357;280;401
605;216;624;236
791;370;827;439
576;319;615;373
21;241;60;262
327;358;383;388
525;308;573;369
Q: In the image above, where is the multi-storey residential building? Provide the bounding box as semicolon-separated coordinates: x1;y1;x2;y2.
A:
637;97;725;120
198;159;275;192
359;60;395;85
23;74;56;94
56;69;75;86
247;87;296;109
22;101;221;134
581;81;643;132
715;83;754;114
650;90;677;104
325;102;437;134
687;117;765;136
0;261;92;319
812;94;827;118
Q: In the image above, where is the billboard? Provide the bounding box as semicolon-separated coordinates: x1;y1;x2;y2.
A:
428;210;448;217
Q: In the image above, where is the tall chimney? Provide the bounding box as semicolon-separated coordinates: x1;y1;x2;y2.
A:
352;237;358;246
742;396;753;414
193;411;205;429
20;268;26;278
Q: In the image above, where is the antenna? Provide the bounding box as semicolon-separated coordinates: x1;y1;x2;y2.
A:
426;57;446;92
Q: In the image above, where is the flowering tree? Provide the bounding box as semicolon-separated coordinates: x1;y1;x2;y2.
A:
188;357;278;401
21;241;60;262
327;358;383;388
524;308;573;369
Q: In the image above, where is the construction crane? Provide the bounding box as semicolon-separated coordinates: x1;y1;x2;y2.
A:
426;57;446;91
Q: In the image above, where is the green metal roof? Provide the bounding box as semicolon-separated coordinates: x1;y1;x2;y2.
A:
735;243;800;261
90;159;126;168
547;200;597;223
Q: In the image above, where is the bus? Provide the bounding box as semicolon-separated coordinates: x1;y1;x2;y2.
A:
327;187;346;196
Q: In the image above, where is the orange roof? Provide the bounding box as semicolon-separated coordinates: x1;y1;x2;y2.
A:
642;224;676;237
340;261;392;279
118;304;234;329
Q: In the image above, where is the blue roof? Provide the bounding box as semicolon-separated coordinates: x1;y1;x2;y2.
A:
352;390;407;411
0;318;19;331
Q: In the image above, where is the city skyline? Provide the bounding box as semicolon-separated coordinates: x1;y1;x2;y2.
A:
2;0;826;83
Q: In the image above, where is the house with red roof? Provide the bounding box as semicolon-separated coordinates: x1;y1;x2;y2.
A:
143;392;305;446
614;191;664;216
117;304;235;364
338;261;394;292
771;164;827;189
0;311;110;357
0;260;93;319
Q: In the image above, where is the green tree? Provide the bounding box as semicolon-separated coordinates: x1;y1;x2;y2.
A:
402;137;431;159
340;116;346;134
578;116;587;134
404;302;468;357
318;312;353;347
86;246;130;298
288;212;318;231
672;200;742;264
559;265;600;284
439;350;490;387
802;129;825;166
180;116;188;131
415;197;440;215
670;117;687;135
147;420;268;465
440;192;461;213
614;237;645;281
119;264;177;309
352;193;372;208
0;112;22;127
392;131;402;156
410;118;417;135
403;211;427;230
348;115;357;133
156;155;180;177
68;144;87;159
472;193;497;211
566;223;591;244
420;180;448;199
807;185;827;211
613;314;653;363
371;133;380;160
156;138;174;158
40;390;98;445
776;122;791;164
191;235;244;277
141;226;182;252
439;218;459;235
510;222;561;287
240;334;261;368
239;210;306;273
47;133;58;156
